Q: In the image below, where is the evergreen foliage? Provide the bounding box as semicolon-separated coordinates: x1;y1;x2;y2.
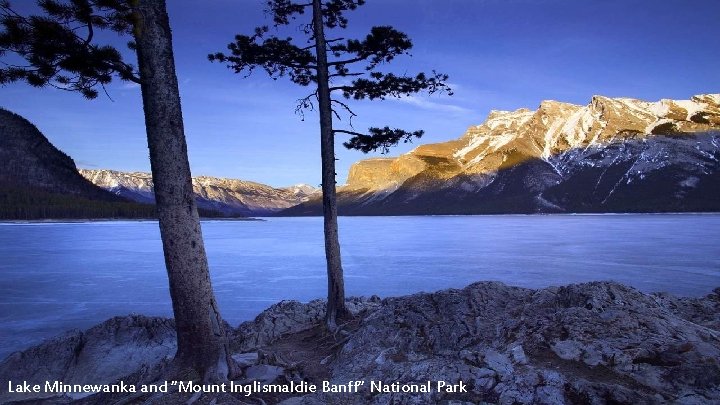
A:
209;0;452;153
0;185;228;220
0;0;138;99
0;185;155;219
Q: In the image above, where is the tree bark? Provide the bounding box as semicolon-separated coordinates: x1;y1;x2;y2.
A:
312;0;349;328
131;0;233;382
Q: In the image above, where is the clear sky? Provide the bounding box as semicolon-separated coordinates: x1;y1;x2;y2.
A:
1;0;718;187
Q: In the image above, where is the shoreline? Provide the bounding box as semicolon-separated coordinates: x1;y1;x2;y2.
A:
1;280;718;404
3;279;719;358
2;211;720;224
271;211;720;218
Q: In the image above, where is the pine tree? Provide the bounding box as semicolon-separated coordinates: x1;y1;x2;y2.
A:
0;0;234;381
210;0;451;328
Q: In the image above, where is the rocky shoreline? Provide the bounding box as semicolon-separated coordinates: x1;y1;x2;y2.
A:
1;281;718;404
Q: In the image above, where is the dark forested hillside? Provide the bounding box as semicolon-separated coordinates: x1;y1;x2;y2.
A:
0;185;157;219
0;108;223;220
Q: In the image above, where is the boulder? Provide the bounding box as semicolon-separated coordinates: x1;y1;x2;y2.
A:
322;281;720;404
0;315;175;403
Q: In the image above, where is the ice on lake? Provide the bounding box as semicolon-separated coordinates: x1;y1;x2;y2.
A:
1;214;719;358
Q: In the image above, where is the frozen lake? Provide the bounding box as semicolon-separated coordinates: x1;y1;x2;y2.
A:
1;214;719;359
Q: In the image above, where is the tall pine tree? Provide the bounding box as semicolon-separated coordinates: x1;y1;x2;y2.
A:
210;0;451;328
1;0;235;381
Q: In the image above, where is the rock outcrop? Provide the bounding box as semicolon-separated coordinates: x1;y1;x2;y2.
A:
283;94;720;215
231;297;382;353
317;282;720;404
1;282;718;404
80;169;319;216
0;316;176;403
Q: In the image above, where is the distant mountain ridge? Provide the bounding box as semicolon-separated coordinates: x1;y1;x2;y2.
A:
282;93;720;215
80;169;319;216
0;106;317;218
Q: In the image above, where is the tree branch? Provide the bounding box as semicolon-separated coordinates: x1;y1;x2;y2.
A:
333;129;367;137
0;0;140;96
294;89;318;120
209;34;317;85
327;56;364;67
330;98;357;126
328;85;352;92
328;71;362;78
342;126;424;154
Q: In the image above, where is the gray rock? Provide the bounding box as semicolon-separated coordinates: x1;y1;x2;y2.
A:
483;350;514;378
0;315;175;403
244;364;284;384
497;384;534;405
276;397;306;405
510;345;529;365
551;340;583;361
320;281;720;404
232;296;381;352
475;376;496;391
231;352;259;368
535;386;566;405
3;281;720;405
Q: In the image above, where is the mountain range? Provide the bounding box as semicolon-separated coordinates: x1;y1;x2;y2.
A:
0;107;313;219
3;93;719;219
79;169;318;216
283;93;720;215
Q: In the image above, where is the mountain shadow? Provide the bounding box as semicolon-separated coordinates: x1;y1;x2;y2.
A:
279;132;720;216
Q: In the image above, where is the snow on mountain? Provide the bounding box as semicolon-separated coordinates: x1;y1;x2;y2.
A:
79;169;319;216
282;93;720;215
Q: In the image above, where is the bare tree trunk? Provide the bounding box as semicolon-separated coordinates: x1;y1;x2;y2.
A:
131;0;233;382
312;0;349;328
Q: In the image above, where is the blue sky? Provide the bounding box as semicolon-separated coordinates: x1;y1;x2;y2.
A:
1;0;718;187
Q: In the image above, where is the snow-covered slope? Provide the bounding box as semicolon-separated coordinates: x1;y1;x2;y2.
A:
80;169;319;216
282;93;720;215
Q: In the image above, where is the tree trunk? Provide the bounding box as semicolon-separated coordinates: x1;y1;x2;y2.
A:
131;0;233;382
312;0;349;328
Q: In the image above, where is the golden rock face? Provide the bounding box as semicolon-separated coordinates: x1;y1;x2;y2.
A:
343;93;720;193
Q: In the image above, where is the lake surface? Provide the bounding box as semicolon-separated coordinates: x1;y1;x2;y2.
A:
1;215;719;359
